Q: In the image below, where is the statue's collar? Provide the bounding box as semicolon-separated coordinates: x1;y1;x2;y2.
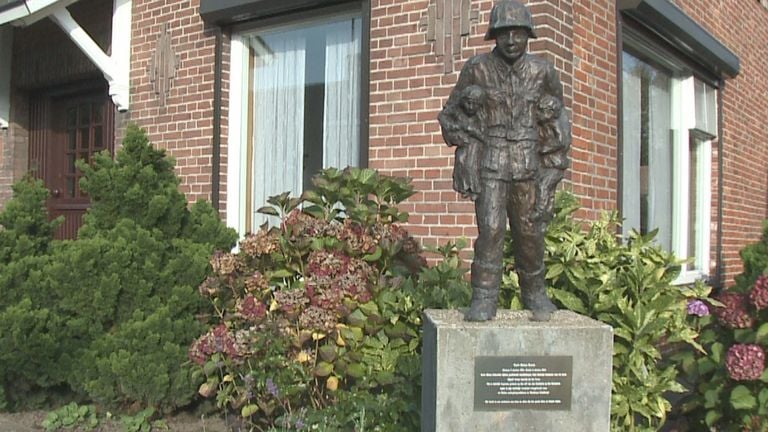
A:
491;49;528;75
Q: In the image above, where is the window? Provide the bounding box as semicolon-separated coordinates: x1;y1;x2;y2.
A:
621;31;718;283
228;8;365;233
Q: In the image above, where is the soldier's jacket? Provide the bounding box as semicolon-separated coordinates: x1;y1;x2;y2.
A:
441;49;566;182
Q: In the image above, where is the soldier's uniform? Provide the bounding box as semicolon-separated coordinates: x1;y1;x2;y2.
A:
440;0;567;321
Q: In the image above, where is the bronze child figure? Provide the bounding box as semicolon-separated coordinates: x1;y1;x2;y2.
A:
438;0;570;322
533;94;571;223
439;85;485;201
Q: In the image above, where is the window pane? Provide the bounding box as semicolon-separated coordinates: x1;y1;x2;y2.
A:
78;104;90;126
622;52;673;250
688;137;700;270
246;13;361;229
695;78;717;136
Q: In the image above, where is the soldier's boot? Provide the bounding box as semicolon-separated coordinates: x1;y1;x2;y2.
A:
466;261;502;321
519;267;557;322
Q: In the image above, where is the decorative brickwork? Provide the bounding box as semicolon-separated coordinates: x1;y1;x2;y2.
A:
123;0;223;205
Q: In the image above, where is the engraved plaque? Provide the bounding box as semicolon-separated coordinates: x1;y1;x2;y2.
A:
474;356;573;411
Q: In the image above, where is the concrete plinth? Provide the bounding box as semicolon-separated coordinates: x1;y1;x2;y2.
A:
421;309;613;432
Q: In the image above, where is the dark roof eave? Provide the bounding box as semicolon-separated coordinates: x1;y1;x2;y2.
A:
200;0;351;26
618;0;740;79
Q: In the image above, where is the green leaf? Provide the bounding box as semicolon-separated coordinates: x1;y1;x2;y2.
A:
760;368;768;383
347;362;366;378
733;328;756;344
759;388;768;413
269;269;293;279
704;410;721;427
550;288;587;314
756;323;768;344
241;404;259;418
711;342;725;363
257;206;280;216
313;361;334;377
363;246;383;262
730;385;757;410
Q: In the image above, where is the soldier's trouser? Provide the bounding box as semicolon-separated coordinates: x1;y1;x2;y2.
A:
471;178;546;305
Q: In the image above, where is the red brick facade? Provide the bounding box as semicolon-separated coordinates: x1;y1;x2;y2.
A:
1;0;767;285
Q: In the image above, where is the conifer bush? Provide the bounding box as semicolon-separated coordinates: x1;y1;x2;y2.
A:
0;124;237;412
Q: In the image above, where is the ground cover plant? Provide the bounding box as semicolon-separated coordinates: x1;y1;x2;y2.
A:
191;167;470;431
0;124;237;415
501;192;711;432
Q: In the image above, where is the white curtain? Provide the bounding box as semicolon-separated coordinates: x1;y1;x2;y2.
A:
323;18;362;169
621;53;642;236
647;71;672;250
621;53;673;249
251;35;306;228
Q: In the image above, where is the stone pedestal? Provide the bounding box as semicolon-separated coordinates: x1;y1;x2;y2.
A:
421;309;613;432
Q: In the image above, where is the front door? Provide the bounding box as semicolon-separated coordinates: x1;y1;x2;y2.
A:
30;84;115;239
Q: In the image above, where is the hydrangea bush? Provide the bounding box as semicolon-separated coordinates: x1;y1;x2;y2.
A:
192;168;470;431
675;231;768;431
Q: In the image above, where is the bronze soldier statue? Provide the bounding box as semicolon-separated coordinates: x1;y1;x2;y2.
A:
439;0;571;322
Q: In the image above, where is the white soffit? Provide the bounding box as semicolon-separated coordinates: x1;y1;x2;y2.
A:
0;25;11;129
0;0;132;111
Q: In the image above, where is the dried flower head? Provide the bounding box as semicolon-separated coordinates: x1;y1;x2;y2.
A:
273;289;309;315
299;306;337;332
244;271;269;293
240;230;281;257
237;295;267;322
211;251;238;276
189;324;240;365
714;292;755;329
198;276;220;297
725;344;766;381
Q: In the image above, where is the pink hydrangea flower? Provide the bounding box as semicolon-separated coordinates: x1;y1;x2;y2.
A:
714;292;755;329
725;344;766;381
749;275;768;310
686;299;710;317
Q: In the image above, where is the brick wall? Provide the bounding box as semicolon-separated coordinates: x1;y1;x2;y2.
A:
0;89;30;212
368;0;582;249
673;0;768;284
569;0;617;220
125;0;222;205
2;0;765;287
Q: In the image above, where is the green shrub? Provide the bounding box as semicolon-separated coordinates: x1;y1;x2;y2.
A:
0;176;60;263
673;227;768;431
0;125;237;412
192;167;470;431
501;191;710;431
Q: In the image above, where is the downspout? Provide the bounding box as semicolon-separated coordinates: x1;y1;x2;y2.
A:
211;26;223;210
714;78;725;290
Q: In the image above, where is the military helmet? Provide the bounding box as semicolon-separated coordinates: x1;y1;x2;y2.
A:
484;0;538;40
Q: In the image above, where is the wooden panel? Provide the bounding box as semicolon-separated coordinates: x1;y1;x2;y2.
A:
29;96;49;180
51;208;86;240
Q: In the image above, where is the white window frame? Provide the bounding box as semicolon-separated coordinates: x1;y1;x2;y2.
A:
227;10;365;237
621;54;717;285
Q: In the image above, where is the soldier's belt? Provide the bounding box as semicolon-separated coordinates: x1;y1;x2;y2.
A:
486;126;538;141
